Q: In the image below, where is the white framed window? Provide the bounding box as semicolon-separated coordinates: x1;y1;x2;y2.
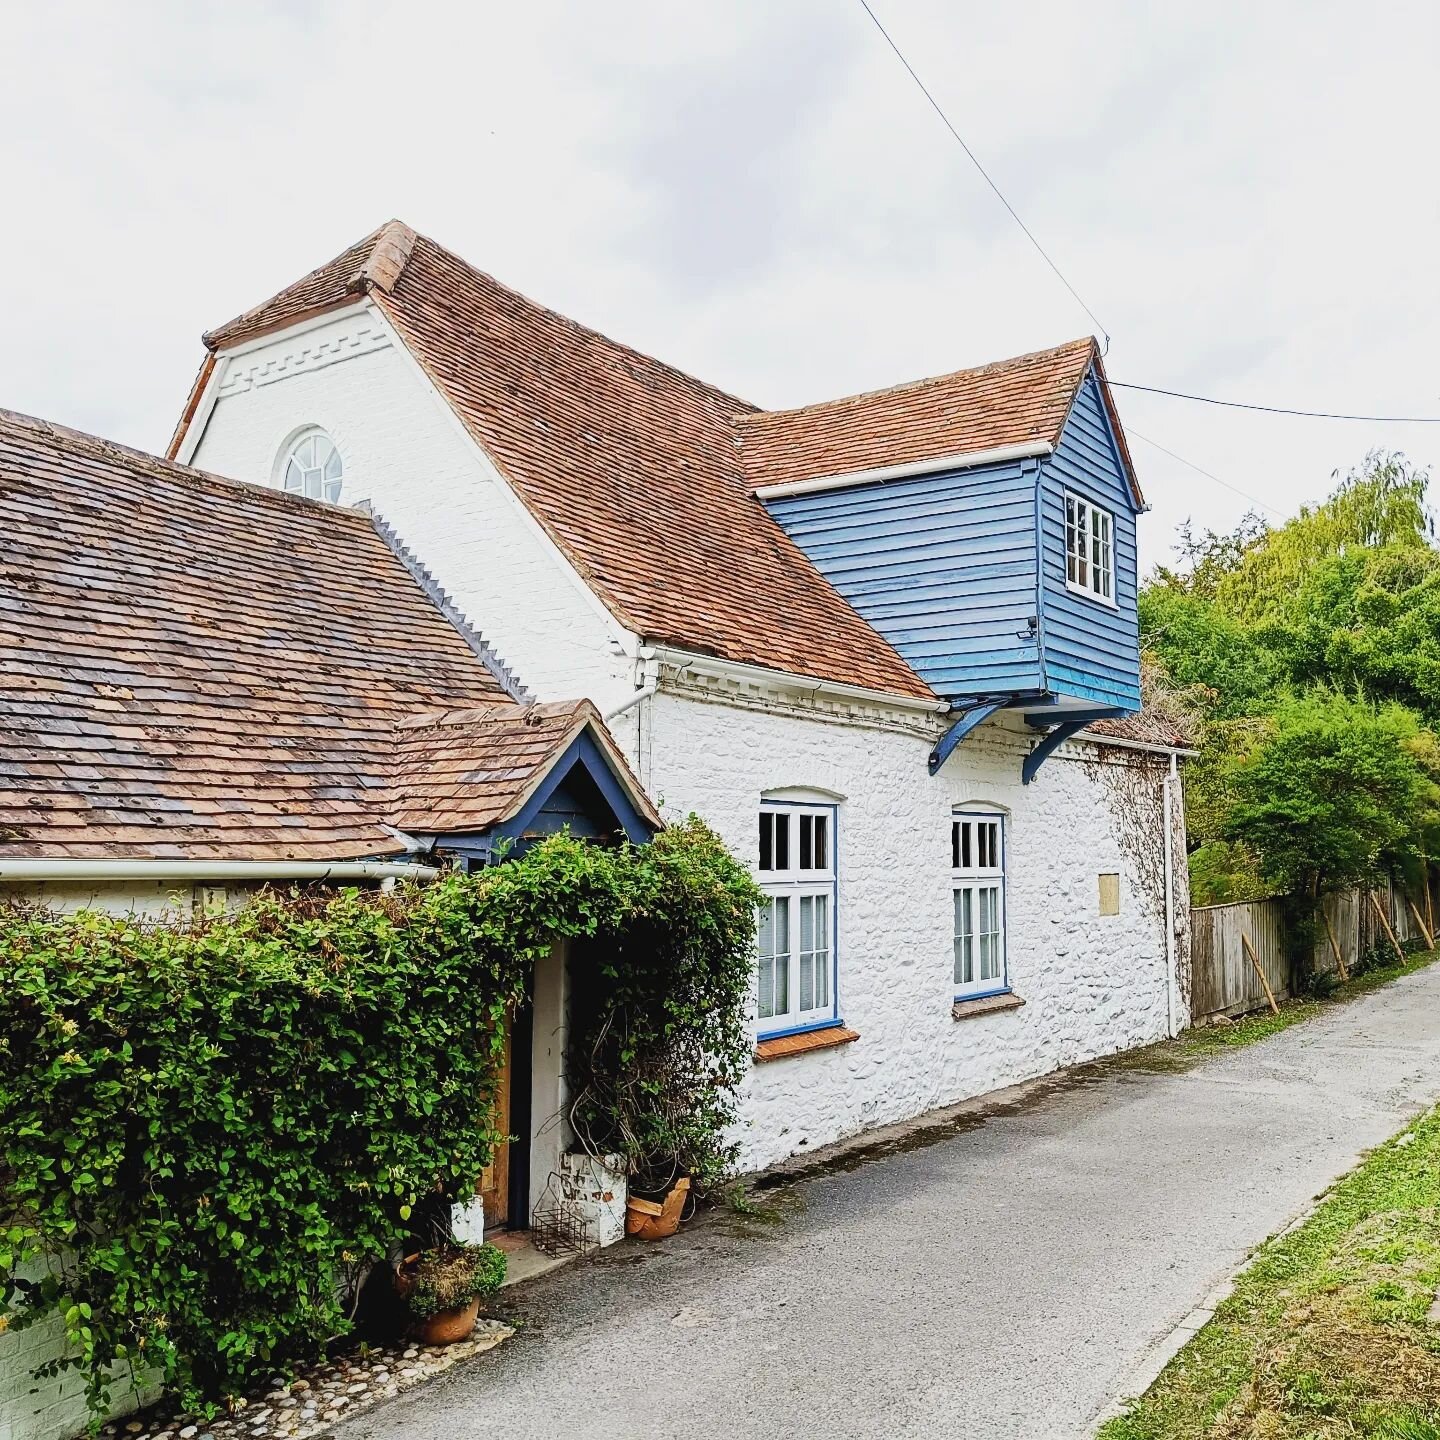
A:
280;429;343;502
952;810;1007;999
756;802;838;1037
1064;492;1114;604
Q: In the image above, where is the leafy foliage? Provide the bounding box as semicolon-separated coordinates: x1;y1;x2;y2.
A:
566;820;764;1195
1141;452;1440;902
0;820;757;1416
1222;694;1440;895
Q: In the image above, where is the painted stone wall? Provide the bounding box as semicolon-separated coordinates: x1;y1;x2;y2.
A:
618;692;1179;1173
184;309;634;711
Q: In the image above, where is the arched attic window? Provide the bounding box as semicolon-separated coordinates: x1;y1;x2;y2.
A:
279;429;343;502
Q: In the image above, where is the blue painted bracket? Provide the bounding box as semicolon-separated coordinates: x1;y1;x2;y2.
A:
929;699;1007;775
1022;719;1092;785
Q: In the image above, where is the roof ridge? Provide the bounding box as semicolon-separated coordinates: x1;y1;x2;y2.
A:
0;405;378;530
738;337;1097;428
362;503;533;704
347;220;418;296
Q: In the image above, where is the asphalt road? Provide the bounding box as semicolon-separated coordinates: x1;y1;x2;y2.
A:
338;965;1440;1440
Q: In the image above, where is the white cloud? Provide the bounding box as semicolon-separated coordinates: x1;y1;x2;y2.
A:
2;0;1436;567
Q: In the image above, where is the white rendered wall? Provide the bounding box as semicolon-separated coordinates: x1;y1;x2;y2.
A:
628;694;1178;1174
184;310;633;710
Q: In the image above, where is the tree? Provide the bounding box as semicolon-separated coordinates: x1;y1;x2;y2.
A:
1221;694;1440;896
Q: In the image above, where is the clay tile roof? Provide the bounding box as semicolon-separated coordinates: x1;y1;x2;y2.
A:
388;698;660;836
202;221;418;352
734;338;1099;490
0;409;642;863
1085;710;1194;750
193;226;937;703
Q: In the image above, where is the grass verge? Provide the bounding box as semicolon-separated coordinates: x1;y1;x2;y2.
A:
1099;1101;1440;1439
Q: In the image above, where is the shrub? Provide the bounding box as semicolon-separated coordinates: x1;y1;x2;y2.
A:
0;820;757;1418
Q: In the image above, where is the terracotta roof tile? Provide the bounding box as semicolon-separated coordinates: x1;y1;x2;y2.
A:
0;410;644;862
388;699;660;835
195;227;936;702
191;226;1137;702
735;339;1098;488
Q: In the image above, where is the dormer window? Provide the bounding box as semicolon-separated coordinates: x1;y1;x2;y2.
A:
280;430;343;502
1065;492;1113;604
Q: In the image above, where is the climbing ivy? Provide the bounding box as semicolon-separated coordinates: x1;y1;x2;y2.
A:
0;820;757;1418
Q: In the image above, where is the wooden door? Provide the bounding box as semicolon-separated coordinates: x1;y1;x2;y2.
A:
477;1027;512;1230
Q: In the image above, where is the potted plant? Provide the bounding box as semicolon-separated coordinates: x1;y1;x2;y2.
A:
624;1174;690;1240
396;1241;507;1345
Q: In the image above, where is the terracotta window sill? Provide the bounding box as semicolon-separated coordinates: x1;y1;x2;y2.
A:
754;1025;860;1063
952;992;1026;1021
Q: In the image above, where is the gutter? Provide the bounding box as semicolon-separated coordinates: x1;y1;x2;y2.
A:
0;860;440;883
754;440;1055;500
1080;733;1198;759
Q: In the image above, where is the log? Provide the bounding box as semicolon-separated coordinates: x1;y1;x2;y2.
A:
1241;931;1280;1015
1407;897;1434;951
1370;890;1406;965
1321;906;1348;983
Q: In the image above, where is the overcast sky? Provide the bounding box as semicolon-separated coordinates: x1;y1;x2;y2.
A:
4;0;1437;569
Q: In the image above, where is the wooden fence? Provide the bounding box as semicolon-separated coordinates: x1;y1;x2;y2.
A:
1190;877;1435;1025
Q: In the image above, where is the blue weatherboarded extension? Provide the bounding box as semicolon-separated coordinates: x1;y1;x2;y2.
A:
1036;369;1141;711
762;362;1142;721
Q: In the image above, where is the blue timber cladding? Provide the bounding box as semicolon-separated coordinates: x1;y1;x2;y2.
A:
1037;370;1141;711
763;455;1045;699
761;364;1141;713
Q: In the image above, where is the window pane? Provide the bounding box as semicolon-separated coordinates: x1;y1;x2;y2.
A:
799;895;815;1010
799;814;813;870
759;812;773;871
757;900;776;1018
773;896;790;1013
814;814;828;870
961;823;972;869
951;821;959;871
813;894;830;1009
774;813;790;870
296;438;314;468
954;888;974;985
324;450;343;482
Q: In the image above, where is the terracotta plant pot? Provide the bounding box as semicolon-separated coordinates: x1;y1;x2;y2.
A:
415;1296;480;1347
625;1176;690;1240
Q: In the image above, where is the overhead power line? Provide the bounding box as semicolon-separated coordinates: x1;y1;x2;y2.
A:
857;0;1111;348
1125;428;1286;520
1110;379;1440;424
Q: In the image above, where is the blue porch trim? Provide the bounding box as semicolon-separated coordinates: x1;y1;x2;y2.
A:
432;727;659;867
493;729;658;847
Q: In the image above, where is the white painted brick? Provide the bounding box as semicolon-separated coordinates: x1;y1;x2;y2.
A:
633;694;1178;1173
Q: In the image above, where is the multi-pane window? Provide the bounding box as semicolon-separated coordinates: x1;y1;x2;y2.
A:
952;811;1007;999
1064;492;1113;604
281;430;344;502
756;803;837;1035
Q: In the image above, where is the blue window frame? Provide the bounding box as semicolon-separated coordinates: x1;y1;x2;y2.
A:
953;809;1008;999
756;801;839;1038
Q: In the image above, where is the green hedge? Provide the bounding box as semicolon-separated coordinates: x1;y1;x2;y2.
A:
0;821;758;1417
